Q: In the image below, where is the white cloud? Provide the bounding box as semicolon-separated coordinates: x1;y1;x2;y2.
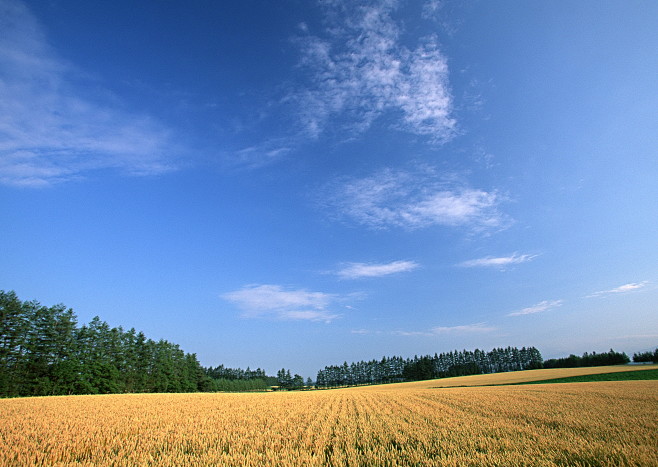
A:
459;253;538;269
396;322;496;336
430;323;497;334
337;260;419;279
278;310;337;322
0;0;175;186
587;281;649;298
230;141;292;170
221;284;341;323
507;300;563;317
292;0;455;142
323;167;506;231
421;0;443;20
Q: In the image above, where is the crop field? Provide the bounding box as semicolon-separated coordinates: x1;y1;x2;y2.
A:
1;369;657;466
378;364;658;390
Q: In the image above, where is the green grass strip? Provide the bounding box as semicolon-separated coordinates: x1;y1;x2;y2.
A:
517;368;658;385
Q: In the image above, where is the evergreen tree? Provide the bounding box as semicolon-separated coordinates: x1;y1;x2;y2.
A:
0;291;212;397
292;374;304;390
314;346;545;388
632;348;658;363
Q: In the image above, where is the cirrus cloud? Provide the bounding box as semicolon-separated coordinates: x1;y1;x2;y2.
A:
430;322;497;334
395;322;497;337
507;300;563;317
337;260;419;279
459;253;538;269
0;0;176;187
293;0;455;142
221;284;341;323
586;281;649;298
322;167;507;231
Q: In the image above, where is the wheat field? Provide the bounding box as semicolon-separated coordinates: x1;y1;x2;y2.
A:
360;363;658;390
1;370;657;466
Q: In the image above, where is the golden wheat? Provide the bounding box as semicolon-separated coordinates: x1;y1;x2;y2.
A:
1;375;656;465
363;363;658;390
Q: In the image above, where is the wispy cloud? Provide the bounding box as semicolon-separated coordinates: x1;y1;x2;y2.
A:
221;284;341;323
337;260;419;279
229;141;292;170
430;323;497;334
396;322;496;336
459;253;538;269
0;0;175;186
323;167;507;231
586;281;649;298
351;329;373;335
507;300;563;317
422;0;443;20
292;0;455;142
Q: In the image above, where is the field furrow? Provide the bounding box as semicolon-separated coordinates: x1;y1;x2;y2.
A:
1;380;656;466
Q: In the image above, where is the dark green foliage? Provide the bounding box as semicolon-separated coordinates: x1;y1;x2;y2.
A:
292;373;305;389
443;362;483;378
632;348;658;363
315;346;543;388
274;369;306;390
208;378;270;392
204;364;268;381
403;355;437;381
202;365;279;391
0;290;210;397
543;349;630;369
0;291;285;396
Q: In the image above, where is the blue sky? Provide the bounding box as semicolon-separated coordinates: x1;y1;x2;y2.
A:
2;0;657;378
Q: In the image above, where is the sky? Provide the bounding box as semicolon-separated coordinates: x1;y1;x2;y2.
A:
1;0;657;378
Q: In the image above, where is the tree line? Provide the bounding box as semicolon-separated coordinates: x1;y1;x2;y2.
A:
632;348;658;363
3;290;649;397
0;290;305;397
275;368;315;390
204;365;277;392
315;346;544;388
205;364;268;381
206;378;271;392
542;349;630;368
0;290;210;397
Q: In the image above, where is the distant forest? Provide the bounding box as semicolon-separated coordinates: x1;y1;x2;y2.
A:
632;349;658;364
315;347;543;388
1;291;655;397
543;349;631;368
